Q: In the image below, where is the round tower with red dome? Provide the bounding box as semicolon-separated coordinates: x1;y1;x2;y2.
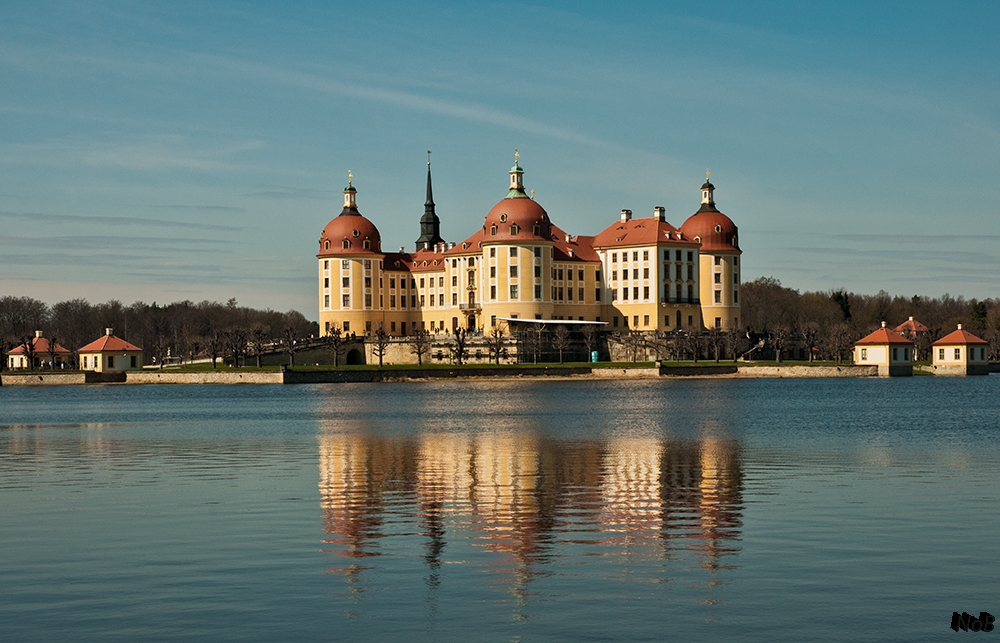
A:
679;173;742;331
317;174;385;337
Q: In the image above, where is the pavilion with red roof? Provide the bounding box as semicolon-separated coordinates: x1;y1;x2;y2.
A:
931;325;989;375
6;331;71;369
78;329;144;372
854;322;913;376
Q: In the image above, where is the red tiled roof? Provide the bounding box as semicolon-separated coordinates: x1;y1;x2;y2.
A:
932;328;988;346
7;336;70;356
894;318;929;334
78;334;143;353
854;327;913;346
592;216;698;249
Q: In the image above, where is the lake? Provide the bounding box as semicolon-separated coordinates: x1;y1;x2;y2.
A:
1;376;998;641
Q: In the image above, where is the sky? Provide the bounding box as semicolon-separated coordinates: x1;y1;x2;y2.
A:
2;0;999;318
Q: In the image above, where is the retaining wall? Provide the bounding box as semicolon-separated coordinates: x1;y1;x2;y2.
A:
125;371;284;384
736;365;879;378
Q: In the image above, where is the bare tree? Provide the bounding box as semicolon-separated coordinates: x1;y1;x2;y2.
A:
408;327;432;366
485;321;507;365
18;335;36;370
704;326;724;362
620;329;646;362
723;331;741;362
770;324;790;363
801;322;820;363
678;330;700;362
452;327;469;365
370;323;390;367
581;324;599;362
323;323;346;367
284;326;297;367
225;328;247;368
208;332;223;369
248;324;269;368
552;325;571;363
46;335;61;369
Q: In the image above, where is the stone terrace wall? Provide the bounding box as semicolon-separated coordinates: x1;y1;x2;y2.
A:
126;371;284;384
737;365;878;378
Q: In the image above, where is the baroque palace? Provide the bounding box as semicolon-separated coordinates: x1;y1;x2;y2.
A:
317;156;741;337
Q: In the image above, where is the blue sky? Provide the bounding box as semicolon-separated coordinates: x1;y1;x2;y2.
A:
2;1;999;316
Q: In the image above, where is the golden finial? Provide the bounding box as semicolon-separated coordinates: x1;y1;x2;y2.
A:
427;150;431;167
348;169;353;185
530;189;535;200
706;168;711;180
514;148;519;165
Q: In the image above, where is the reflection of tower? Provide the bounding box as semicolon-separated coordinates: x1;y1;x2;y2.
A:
600;439;664;551
695;436;743;569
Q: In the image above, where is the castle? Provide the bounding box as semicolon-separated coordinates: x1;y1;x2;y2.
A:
317;156;741;337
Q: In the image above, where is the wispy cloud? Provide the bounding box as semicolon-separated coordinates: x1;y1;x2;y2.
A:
243;184;335;200
0;211;241;232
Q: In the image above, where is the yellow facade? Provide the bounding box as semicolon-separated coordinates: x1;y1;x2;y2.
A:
317;165;741;336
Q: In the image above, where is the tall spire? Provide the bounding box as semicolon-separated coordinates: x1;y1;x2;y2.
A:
415;151;444;251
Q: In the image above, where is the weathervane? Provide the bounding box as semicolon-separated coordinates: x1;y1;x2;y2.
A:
706;168;710;180
515;148;519;165
348;170;353;185
427;150;431;167
530;189;535;200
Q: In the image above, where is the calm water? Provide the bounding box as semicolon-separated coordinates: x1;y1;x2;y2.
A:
1;377;998;641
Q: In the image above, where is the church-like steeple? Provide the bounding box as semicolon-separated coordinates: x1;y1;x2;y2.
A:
698;168;719;213
415;151;444;250
506;148;528;198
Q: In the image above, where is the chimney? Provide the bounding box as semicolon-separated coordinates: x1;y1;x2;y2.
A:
909;316;914;321
105;328;113;336
35;330;43;338
564;234;571;243
399;246;404;253
653;206;665;221
620;209;632;222
958;324;963;330
424;242;429;251
881;321;887;328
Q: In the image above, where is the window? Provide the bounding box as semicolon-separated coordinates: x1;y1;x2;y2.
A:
633;269;639;280
490;266;496;278
715;317;722;328
714;291;721;303
534;265;541;278
535;285;541;298
613;316;619;327
643;286;649;299
363;240;370;250
411;295;417;307
411;279;416;288
623;288;629;300
364;260;371;269
612;270;618;281
439;277;444;287
108;356;114;368
955;348;962;360
490;285;496;299
366;321;372;332
579;288;584;301
391;321;396;333
490;247;496;257
439;294;444;306
611;252;618;263
342;277;349;288
344;321;350;331
510;224;519;235
715;256;722;265
643;268;649;279
688;265;695;280
643;250;648;260
687;251;694;262
420;295;426;306
324;260;329;270
734;289;739;304
490;224;497;235
510;285;518;298
596;288;601;300
612;288;618;301
342;260;349;269
558;269;564;280
324;294;330;308
364;277;371;288
468;270;475;283
633;251;638;261
643;315;649;325
714;273;721;284
893;348;898;361
688;315;693;327
324;277;329;288
510;265;518;277
675;250;682;261
130;356;137;368
343;294;350;307
595;270;601;281
452;275;458;286
390;295;396;307
734;257;739;266
390;277;396;288
534;247;541;257
510;247;518;257
552;286;557;299
688;285;694;301
365;294;372;307
452;293;457;305
420;277;425;288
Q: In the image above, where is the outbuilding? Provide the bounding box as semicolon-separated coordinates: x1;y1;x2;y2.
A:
930;325;989;376
77;328;144;372
854;322;913;376
6;331;71;369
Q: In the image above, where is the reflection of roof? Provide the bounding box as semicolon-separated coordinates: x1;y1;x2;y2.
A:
854;327;913;346
933;328;988;346
7;337;70;355
894;318;929;334
78;334;143;353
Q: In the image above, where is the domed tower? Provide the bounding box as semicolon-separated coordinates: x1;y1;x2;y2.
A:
480;153;557;324
679;172;742;331
317;173;385;336
415;153;445;251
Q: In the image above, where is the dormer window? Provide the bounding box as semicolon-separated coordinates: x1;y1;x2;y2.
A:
490;224;497;235
533;224;540;235
363;240;371;250
353;230;360;237
694;236;701;243
715;224;722;233
510;224;519;235
324;240;330;250
499;213;507;223
342;240;351;249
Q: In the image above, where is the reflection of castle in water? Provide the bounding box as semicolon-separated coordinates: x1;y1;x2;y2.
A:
318;431;743;597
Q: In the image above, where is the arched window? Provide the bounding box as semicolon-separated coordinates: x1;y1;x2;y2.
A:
510;224;519;235
533;224;540;235
342;240;350;249
324;240;330;250
363;240;370;250
490;224;497;236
